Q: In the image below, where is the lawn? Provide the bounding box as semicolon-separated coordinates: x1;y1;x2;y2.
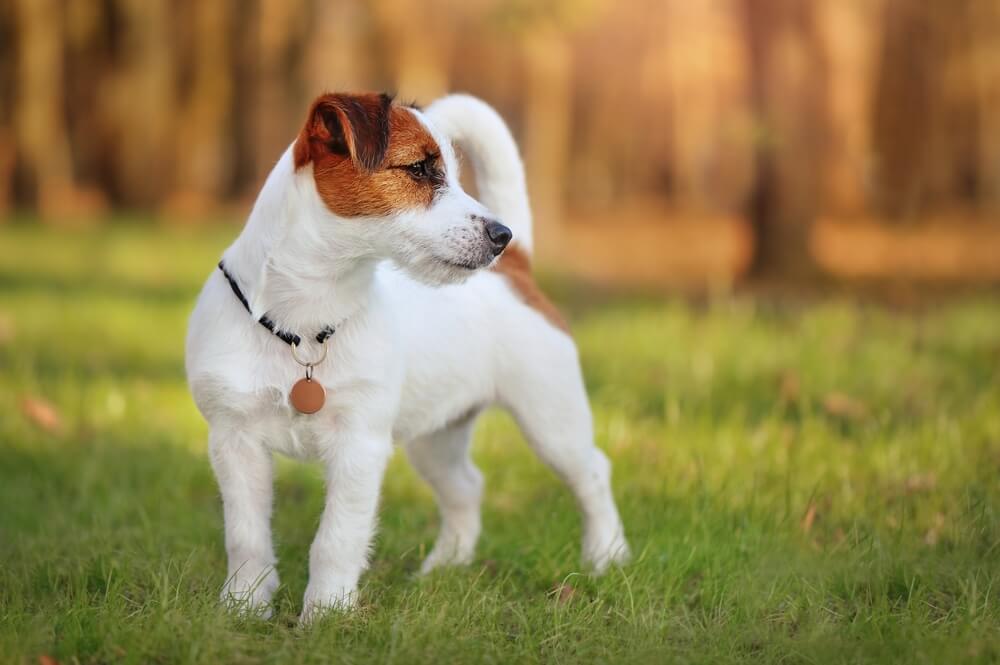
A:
1;224;998;664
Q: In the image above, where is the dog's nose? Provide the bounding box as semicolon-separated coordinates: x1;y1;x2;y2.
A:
484;219;512;255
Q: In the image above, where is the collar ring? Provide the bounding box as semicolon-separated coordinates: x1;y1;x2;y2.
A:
290;339;329;368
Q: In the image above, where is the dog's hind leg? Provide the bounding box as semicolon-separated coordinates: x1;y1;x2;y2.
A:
499;330;630;573
405;413;484;574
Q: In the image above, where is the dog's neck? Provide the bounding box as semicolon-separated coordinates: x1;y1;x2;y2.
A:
222;147;377;342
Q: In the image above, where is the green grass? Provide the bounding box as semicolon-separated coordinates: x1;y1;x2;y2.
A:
1;223;998;664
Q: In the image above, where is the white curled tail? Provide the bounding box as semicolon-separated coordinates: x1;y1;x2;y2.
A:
425;94;534;255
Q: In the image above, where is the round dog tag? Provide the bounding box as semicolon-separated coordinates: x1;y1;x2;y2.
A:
290;378;325;414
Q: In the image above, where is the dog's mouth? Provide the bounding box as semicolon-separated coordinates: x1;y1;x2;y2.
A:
438;257;482;271
432;250;495;271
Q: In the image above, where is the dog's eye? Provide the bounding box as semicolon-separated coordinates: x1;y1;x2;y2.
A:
405;159;428;179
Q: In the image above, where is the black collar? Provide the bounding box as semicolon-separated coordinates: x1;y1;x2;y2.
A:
218;261;335;347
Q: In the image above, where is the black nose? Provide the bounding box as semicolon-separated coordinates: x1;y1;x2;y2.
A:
484;219;512;255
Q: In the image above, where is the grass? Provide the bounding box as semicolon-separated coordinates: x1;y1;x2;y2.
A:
1;223;998;664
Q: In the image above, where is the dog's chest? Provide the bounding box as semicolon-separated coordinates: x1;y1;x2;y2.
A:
232;355;394;460
265;418;328;459
251;391;337;459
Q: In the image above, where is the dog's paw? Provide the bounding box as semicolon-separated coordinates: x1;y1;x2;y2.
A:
299;580;357;624
220;565;280;618
583;529;632;575
419;540;476;575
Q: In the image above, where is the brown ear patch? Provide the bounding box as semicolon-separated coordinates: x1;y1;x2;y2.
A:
493;245;570;334
293;92;393;172
294;94;444;218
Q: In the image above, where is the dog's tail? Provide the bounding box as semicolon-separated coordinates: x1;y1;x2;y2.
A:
425;94;534;254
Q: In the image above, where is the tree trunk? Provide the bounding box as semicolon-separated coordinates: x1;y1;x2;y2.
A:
305;0;374;94
816;0;884;218
109;0;174;208
743;0;827;278
13;0;74;220
253;0;308;186
370;1;453;101
972;0;1000;215
663;0;753;213
522;27;572;228
168;0;235;217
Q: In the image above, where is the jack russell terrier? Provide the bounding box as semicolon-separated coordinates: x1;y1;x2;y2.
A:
185;92;630;621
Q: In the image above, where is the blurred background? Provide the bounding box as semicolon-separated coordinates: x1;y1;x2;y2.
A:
1;0;999;286
4;4;1000;659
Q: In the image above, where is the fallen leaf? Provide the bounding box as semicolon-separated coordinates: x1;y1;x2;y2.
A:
38;655;60;665
779;371;800;404
20;396;63;433
904;473;937;494
823;392;867;420
800;502;818;534
552;583;576;605
924;512;946;546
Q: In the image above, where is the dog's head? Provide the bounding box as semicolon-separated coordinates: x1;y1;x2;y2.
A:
292;92;510;285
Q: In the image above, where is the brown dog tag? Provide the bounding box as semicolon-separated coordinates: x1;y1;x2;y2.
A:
290;378;325;414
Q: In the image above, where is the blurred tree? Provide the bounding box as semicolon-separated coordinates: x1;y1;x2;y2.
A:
228;0;260;200
662;0;752;213
872;0;983;221
0;0;996;280
0;1;13;218
522;25;572;227
817;0;883;218
508;0;604;226
254;0;308;183
63;0;113;209
306;0;375;94
744;0;828;277
371;0;455;100
973;0;1000;214
569;7;646;211
13;0;74;219
109;0;174;208
167;0;235;217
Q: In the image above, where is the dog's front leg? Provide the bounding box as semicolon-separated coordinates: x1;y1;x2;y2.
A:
301;430;392;623
208;426;279;617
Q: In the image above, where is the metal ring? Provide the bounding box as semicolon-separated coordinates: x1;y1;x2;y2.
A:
290;339;328;367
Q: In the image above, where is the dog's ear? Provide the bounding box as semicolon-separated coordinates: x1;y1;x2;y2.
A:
294;92;393;172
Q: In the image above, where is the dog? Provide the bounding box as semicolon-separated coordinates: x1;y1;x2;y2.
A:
185;92;630;621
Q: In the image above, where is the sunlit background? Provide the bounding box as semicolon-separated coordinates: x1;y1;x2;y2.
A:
3;2;1000;661
2;0;999;285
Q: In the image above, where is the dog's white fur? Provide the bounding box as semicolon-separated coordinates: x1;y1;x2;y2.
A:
185;94;629;621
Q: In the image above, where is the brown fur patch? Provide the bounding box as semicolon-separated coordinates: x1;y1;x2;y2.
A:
294;93;443;218
493;245;570;333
